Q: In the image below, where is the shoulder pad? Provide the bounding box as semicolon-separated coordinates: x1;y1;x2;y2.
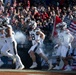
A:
65;29;70;34
36;28;40;31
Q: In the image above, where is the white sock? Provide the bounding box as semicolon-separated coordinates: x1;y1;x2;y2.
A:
0;58;2;62
47;60;52;65
15;54;23;66
33;62;37;64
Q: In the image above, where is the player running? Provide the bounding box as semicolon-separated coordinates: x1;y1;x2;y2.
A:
28;21;52;70
1;23;24;69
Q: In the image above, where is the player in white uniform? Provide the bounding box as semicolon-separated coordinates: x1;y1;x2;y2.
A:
53;22;74;70
0;26;6;67
1;25;24;69
28;21;52;69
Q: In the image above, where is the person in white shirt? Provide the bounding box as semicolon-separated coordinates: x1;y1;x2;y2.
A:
53;22;74;70
1;24;24;69
0;26;6;67
28;21;52;70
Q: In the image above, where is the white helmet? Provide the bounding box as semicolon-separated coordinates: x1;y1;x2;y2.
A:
61;22;67;28
58;22;67;29
56;23;61;28
29;21;37;29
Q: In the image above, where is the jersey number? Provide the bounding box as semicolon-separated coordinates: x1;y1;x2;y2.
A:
31;34;35;40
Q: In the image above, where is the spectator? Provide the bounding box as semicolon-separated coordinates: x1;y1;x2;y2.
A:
0;0;4;12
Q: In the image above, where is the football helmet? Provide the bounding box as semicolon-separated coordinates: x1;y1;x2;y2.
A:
29;21;37;29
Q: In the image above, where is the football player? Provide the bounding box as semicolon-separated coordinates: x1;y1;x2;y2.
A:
28;21;53;69
1;24;24;69
0;26;6;67
53;22;74;70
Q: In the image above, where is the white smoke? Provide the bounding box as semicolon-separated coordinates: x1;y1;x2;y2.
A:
14;31;26;44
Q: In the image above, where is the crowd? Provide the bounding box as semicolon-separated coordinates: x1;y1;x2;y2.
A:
0;0;75;36
0;0;76;71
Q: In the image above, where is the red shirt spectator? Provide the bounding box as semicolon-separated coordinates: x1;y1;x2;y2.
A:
41;12;49;20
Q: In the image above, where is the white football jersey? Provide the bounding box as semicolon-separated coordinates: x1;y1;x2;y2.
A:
29;29;41;45
5;25;16;43
0;33;6;43
58;30;71;47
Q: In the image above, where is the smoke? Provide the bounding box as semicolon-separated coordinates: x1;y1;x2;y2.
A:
14;31;26;44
